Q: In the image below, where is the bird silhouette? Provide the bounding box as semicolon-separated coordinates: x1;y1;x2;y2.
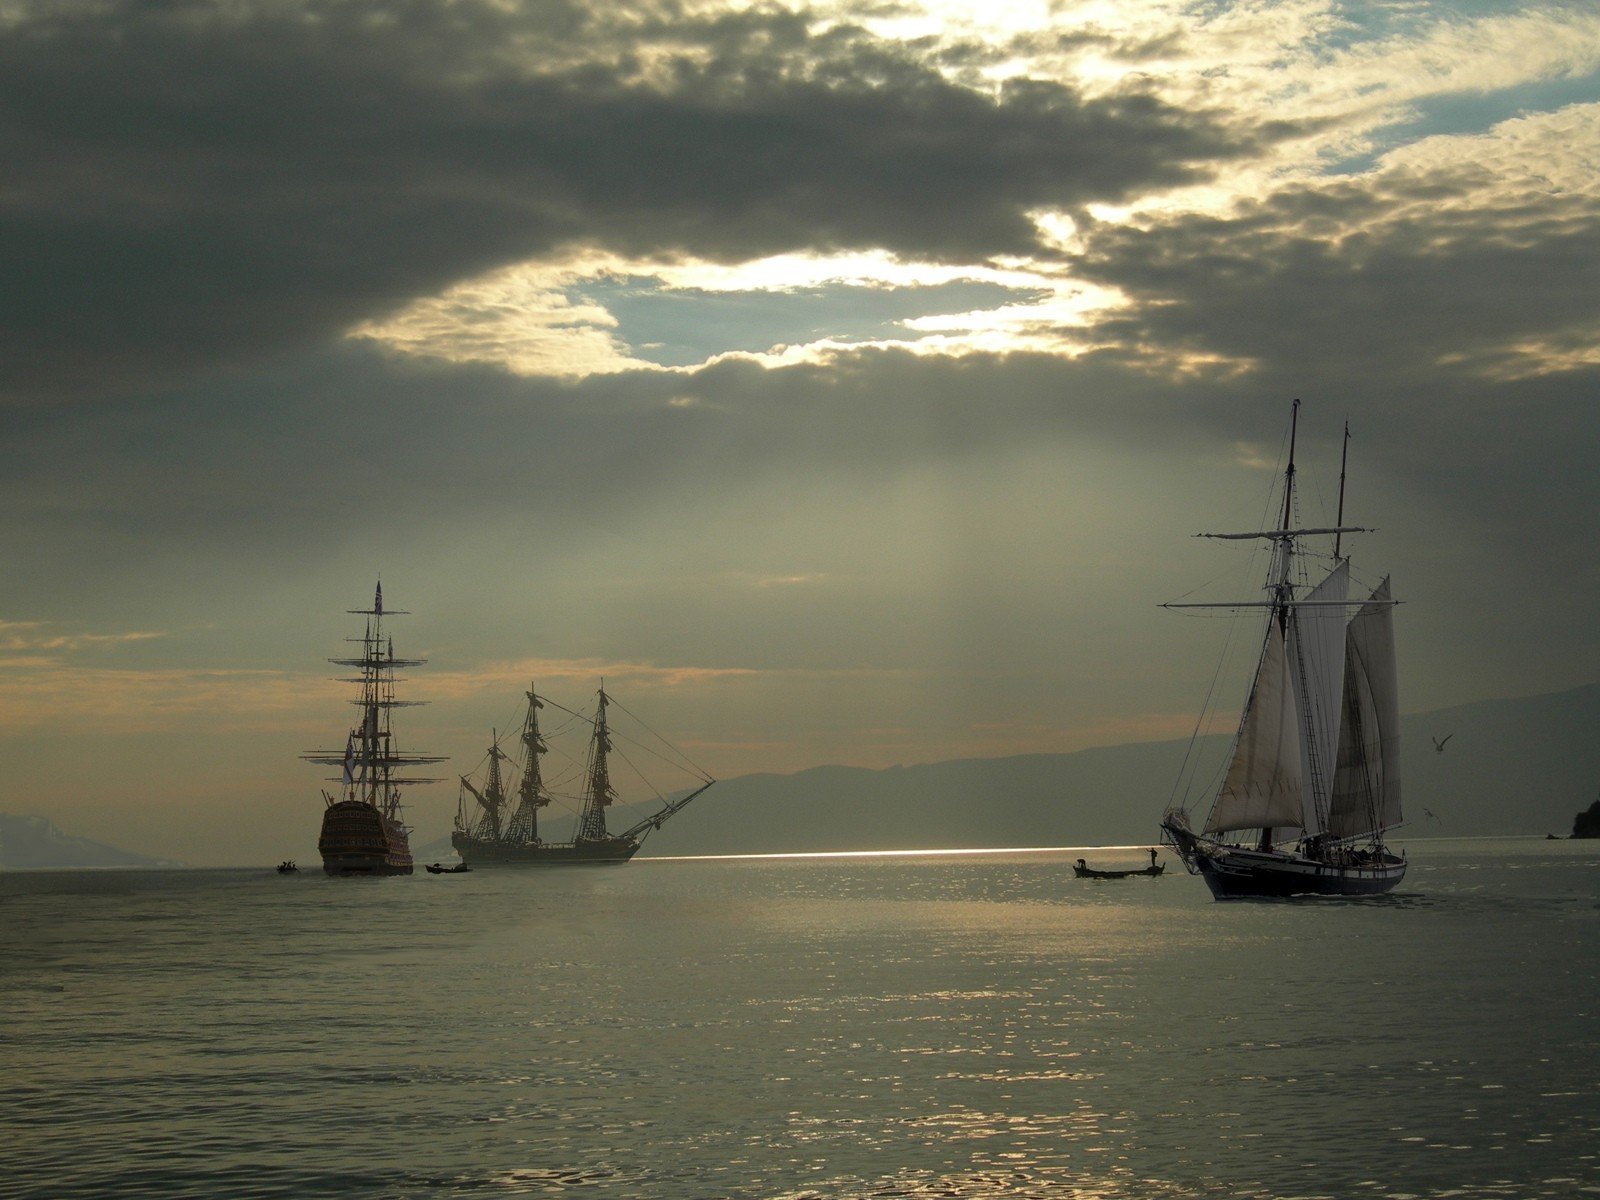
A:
1431;734;1454;753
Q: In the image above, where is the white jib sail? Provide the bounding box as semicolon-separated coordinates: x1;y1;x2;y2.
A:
1286;560;1350;838
1206;619;1306;835
1327;577;1401;838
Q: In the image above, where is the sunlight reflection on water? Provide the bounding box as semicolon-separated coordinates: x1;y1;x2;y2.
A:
1;839;1597;1198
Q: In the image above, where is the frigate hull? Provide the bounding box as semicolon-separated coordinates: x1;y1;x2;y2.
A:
319;800;414;876
451;831;638;866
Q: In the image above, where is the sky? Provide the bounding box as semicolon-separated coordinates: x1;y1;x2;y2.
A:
2;0;1598;864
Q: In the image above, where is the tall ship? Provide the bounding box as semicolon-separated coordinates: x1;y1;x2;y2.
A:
1160;402;1407;898
452;684;714;866
303;583;445;875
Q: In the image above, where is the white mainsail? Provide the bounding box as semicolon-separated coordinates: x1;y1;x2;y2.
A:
1327;577;1401;838
1206;620;1306;835
1285;560;1350;837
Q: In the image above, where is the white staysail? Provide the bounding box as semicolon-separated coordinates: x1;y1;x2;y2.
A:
1286;560;1350;837
1327;578;1401;838
1206;620;1306;835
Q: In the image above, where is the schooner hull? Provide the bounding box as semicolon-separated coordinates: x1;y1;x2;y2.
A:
1194;846;1405;899
319;800;414;876
451;831;639;866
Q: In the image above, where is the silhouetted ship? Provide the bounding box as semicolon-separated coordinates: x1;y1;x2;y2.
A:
452;684;713;866
1160;403;1407;898
304;584;445;876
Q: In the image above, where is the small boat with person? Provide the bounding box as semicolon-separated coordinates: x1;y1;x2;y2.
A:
425;862;471;874
1074;849;1164;879
276;860;298;874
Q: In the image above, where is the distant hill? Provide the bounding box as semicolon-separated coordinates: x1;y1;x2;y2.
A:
0;813;181;870
628;681;1600;856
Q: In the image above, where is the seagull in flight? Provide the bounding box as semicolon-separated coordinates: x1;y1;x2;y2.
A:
1431;734;1454;753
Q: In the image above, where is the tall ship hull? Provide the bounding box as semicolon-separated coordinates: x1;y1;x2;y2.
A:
452;683;713;868
450;832;638;866
1161;404;1410;900
1163;820;1404;899
303;583;444;879
320;800;414;875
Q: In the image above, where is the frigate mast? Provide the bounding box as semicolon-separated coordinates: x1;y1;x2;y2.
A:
459;733;509;841
575;684;617;842
506;685;551;843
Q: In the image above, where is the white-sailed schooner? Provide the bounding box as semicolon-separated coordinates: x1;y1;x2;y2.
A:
1160;402;1407;898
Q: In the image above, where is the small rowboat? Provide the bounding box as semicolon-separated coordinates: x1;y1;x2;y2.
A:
425;862;471;874
1074;853;1164;879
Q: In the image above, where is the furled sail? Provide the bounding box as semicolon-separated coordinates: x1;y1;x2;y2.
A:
1286;560;1350;837
1206;620;1306;834
1326;577;1401;838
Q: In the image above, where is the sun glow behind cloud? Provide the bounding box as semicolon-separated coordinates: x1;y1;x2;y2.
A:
352;249;1125;376
342;1;1600;384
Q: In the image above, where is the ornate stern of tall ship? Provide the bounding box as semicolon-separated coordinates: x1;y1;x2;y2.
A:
303;584;446;876
1160;403;1409;899
452;684;714;867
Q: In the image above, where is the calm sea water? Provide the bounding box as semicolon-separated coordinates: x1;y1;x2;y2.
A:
2;838;1596;1200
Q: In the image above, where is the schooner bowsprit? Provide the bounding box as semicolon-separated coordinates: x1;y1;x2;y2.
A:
303;584;445;876
1160;403;1408;898
452;684;714;866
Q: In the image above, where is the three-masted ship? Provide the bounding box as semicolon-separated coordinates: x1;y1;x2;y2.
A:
1160;403;1408;898
303;584;445;875
452;684;713;866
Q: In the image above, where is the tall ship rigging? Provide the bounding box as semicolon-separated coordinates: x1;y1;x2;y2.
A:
1160;403;1408;898
452;684;714;866
303;583;445;876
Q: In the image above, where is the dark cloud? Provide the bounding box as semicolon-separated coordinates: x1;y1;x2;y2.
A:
1072;164;1600;387
0;0;1262;403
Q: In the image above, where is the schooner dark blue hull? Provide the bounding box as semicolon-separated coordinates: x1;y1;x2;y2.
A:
1195;847;1405;899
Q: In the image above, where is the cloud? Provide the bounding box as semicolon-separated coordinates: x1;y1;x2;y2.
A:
0;0;1259;403
0;619;168;654
1067;103;1600;385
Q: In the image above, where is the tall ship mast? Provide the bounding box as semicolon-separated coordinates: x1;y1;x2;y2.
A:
303;583;446;876
452;683;714;866
1160;403;1408;898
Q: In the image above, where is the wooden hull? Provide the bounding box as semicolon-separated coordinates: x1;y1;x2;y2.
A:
1074;864;1164;879
451;831;639;866
319;800;413;876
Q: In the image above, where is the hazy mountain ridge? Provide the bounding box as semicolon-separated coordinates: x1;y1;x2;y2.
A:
14;683;1599;866
635;681;1600;856
0;812;182;870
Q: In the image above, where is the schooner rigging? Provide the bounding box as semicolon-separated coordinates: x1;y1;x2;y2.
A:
1160;403;1407;898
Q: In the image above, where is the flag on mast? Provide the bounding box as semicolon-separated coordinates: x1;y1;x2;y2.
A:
340;732;356;788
